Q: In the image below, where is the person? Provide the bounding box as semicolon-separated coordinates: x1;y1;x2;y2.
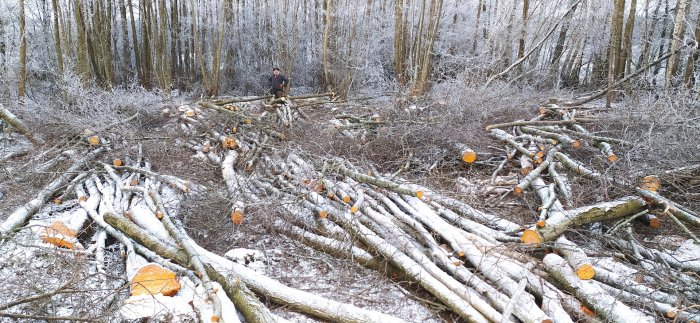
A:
268;67;288;98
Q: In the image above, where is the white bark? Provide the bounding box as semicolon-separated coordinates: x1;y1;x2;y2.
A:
543;253;654;323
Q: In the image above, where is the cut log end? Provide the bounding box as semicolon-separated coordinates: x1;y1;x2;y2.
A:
536;151;545;158
53;198;62;205
342;195;351;203
457;251;465;257
40;221;79;249
461;149;477;164
541;320;553;323
536;220;546;228
514;186;524;195
78;196;88;202
155;211;163;220
113;159;124;167
640;175;661;192
648;216;661;228
224;137;238;149
87;135;100;146
571;140;581;148
318;210;328;219
230;211;244;225
666;308;677;318
521;229;542;244
350;206;359;214
580;305;596;317
576;264;595;280
211;316;219;322
415;191;424;199
607;154;618;162
131;264;181;297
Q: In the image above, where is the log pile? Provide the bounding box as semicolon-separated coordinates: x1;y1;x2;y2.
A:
0;97;698;322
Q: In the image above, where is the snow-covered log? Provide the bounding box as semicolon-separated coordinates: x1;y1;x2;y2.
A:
103;212;406;323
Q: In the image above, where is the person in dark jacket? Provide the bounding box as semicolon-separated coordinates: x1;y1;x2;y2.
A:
268;67;288;98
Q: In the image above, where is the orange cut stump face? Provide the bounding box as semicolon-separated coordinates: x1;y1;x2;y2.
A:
130;264;181;296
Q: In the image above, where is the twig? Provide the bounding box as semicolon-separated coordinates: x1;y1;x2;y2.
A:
667;212;700;243
485;119;591;131
0;312;98;322
606;210;649;235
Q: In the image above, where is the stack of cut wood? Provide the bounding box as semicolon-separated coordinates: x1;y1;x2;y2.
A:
1;97;698;322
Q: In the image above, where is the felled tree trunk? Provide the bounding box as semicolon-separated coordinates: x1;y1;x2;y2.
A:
522;197;646;243
103;212;406;323
0;104;42;146
0;148;104;238
543;253;654;322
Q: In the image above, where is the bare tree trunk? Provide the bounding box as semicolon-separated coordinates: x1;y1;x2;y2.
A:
683;10;700;87
128;0;142;85
413;0;443;95
322;0;332;91
190;0;211;95
665;0;689;87
394;0;405;85
472;0;484;53
635;0;658;81
51;0;64;77
170;0;180;83
141;0;154;89
618;0;637;77
551;0;586;70
517;0;529;61
74;0;90;87
607;0;625;108
0;14;5;74
118;0;131;81
18;0;27;100
211;2;226;96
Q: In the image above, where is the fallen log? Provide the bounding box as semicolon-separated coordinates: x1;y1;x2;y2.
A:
455;144;477;164
521;196;646;243
636;188;700;227
554;236;595;280
520;126;581;148
330;162;423;198
148;189;221;323
485;119;591;131
543;253;654;322
490;129;536;159
0;104;42;146
597;283;700;322
554;152;601;179
514;148;558;194
103;212;407;323
0;148;104;239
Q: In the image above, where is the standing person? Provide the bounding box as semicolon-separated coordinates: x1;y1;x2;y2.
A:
268;67;288;98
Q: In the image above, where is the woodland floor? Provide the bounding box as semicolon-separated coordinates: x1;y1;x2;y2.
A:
0;85;699;322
